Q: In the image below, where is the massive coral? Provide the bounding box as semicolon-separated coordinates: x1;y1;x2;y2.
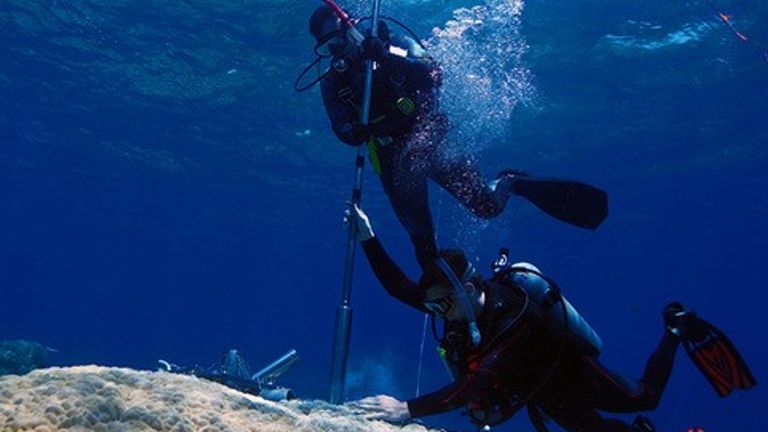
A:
0;340;49;376
0;366;442;432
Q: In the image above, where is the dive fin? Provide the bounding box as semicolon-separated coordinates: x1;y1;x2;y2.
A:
527;403;552;432
683;317;756;397
513;176;609;230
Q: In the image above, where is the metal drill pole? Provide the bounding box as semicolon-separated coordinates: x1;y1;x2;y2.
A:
328;0;383;404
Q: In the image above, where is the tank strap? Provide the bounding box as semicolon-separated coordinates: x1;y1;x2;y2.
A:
338;86;359;110
486;267;569;419
492;266;562;310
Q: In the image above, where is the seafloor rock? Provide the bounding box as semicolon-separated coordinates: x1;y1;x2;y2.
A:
0;340;49;376
0;366;443;432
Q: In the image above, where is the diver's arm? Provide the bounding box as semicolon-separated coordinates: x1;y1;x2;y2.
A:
406;378;470;417
361;237;429;312
406;368;499;418
408;317;529;418
385;55;441;88
380;36;442;88
320;77;366;146
351;371;502;422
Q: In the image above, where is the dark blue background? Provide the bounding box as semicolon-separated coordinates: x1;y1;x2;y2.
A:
1;0;765;430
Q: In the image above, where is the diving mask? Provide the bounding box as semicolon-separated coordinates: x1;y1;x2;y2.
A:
314;30;350;57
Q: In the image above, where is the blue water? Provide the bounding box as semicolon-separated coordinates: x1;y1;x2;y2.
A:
1;0;766;430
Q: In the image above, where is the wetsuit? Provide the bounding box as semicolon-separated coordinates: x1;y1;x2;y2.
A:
361;237;681;431
321;32;516;268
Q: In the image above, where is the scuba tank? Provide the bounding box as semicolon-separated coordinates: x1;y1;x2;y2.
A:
492;248;602;357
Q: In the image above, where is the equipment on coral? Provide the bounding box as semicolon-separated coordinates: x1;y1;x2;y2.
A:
158;348;300;401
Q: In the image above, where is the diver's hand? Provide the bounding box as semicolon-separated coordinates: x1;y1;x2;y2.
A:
347;204;374;241
349;395;410;423
362;36;388;62
352;122;370;143
341;122;370;145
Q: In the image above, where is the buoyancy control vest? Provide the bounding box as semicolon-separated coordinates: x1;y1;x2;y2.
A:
431;249;603;428
332;34;438;134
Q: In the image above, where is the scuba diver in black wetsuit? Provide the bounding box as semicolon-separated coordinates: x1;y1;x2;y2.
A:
345;205;755;432
300;4;609;269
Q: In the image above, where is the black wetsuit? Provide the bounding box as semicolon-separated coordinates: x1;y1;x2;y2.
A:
362;237;681;432
321;34;516;268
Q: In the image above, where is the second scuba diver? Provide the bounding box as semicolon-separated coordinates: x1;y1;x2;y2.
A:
346;205;755;431
301;5;609;268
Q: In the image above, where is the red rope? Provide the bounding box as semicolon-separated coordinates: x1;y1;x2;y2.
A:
705;0;768;64
321;0;356;29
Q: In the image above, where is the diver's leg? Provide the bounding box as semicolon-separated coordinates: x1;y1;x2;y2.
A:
378;145;437;269
638;330;680;400
542;400;633;432
428;152;514;219
580;330;680;413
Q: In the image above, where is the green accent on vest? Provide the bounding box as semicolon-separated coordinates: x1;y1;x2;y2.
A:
367;138;382;176
396;97;416;115
437;346;448;359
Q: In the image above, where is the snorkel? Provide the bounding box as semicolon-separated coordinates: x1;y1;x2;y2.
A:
435;258;482;347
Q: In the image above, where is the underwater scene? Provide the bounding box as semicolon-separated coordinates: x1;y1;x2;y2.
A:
1;0;766;430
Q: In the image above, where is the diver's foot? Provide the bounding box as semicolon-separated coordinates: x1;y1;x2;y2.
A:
497;169;529;182
632;415;655;432
491;169;529;194
663;302;707;342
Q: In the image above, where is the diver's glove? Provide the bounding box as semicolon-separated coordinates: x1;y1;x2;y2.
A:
349;204;375;241
348;395;411;423
362;36;388;63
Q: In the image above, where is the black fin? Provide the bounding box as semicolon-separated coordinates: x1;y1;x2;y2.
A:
632;415;656;432
683;317;756;397
527;403;552;432
513;177;609;230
